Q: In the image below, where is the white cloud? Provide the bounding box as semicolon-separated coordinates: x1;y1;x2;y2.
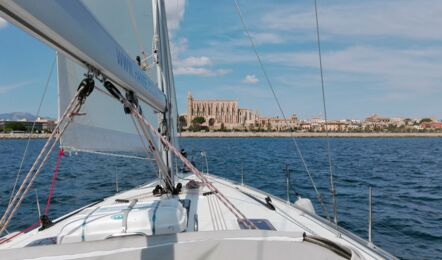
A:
262;1;442;41
177;56;211;67
0;17;7;29
265;46;442;94
174;66;230;77
165;0;186;34
173;58;230;76
171;37;231;77
164;1;232;77
242;74;259;84
251;32;284;45
0;81;32;94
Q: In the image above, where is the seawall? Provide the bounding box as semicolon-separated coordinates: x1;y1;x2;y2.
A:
1;132;441;139
0;133;51;139
179;132;442;138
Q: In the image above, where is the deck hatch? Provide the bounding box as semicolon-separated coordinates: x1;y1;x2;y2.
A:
25;237;57;247
238;219;276;230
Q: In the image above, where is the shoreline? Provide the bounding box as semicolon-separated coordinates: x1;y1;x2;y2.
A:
1;132;442;139
179;132;442;138
0;133;51;139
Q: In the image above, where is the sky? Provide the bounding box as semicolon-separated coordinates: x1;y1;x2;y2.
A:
0;0;441;120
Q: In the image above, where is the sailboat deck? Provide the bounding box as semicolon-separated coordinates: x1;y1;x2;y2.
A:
0;173;395;259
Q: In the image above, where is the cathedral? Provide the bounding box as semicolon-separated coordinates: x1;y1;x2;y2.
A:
186;92;258;129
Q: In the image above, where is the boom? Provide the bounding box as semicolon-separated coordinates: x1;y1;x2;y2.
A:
0;0;166;112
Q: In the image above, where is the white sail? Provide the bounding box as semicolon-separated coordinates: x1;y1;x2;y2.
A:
0;0;165;111
57;0;160;152
57;54;155;152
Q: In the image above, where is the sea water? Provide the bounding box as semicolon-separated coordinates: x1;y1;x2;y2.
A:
0;138;441;259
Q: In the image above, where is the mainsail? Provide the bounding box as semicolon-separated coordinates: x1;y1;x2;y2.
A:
0;0;180;236
58;0;160;152
0;0;179;178
0;0;166;111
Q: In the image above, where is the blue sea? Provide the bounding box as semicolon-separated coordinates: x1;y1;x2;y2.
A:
0;138;441;259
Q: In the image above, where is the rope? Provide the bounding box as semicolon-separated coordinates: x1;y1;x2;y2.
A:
0;89;84;235
93;86;162;181
44;149;64;216
9;58;56;205
0;115;73;235
133;114;174;190
96;84;256;228
0;222;40;245
207;195;219;230
213;193;228;230
129;114;163;180
232;0;330;221
94;85;174;188
131;107;257;229
314;0;337;225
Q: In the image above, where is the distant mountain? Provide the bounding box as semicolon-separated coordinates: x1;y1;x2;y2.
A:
0;112;54;121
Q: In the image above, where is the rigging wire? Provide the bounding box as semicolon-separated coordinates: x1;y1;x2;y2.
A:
44;149;64;216
132;114;169;183
64;147;155;161
8;57;56;206
134;114;174;189
96;82;257;229
93;85;174;190
0;88;86;235
93;86;163;180
131;107;257;229
232;0;330;220
127;106;164;179
314;0;338;225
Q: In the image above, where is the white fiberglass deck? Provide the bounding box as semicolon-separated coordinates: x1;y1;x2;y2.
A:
0;173;395;260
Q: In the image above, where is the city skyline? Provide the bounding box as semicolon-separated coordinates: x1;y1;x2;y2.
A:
1;1;442;120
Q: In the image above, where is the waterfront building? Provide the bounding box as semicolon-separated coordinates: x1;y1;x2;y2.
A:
421;122;442;130
366;114;391;124
258;114;298;131
0;117;56;133
186;91;258;129
322;121;349;132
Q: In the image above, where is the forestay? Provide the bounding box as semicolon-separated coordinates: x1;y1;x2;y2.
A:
58;0;160;152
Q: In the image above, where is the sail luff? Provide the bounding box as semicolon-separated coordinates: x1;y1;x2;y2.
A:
0;0;166;112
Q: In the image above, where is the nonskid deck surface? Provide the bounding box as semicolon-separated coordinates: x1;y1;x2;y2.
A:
0;174;394;259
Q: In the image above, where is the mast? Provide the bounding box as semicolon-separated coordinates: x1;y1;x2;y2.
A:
0;0;178;191
152;0;178;190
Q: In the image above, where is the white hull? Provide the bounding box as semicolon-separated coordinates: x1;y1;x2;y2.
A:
0;173;395;260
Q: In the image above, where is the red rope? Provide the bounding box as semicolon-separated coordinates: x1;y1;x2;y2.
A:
0;222;39;245
0;149;64;244
44;149;64;216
